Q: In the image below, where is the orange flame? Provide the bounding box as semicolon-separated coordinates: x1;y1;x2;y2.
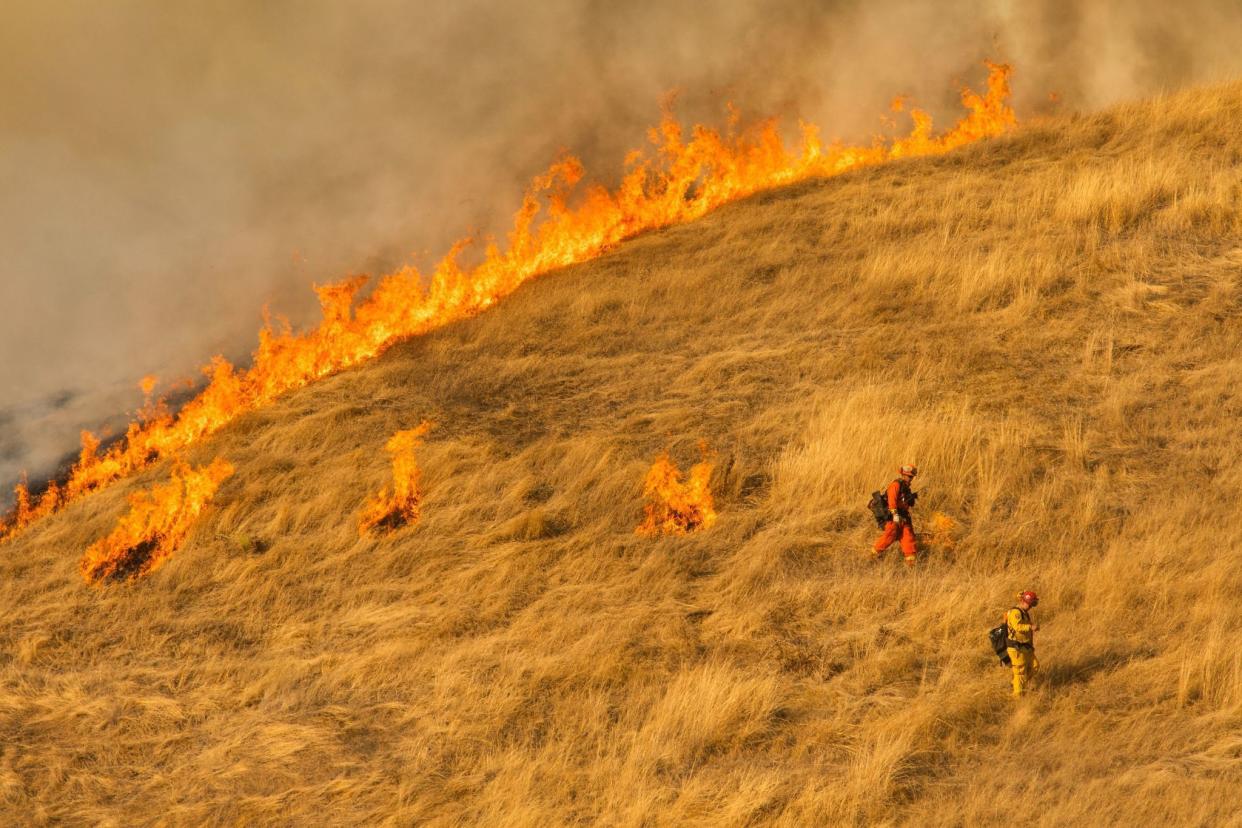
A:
925;511;959;551
358;422;433;536
1;62;1015;544
79;458;233;584
637;443;717;536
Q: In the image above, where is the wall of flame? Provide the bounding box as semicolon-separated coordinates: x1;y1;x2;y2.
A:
2;63;1014;545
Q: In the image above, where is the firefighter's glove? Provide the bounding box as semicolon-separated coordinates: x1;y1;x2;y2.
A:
892;512;903;525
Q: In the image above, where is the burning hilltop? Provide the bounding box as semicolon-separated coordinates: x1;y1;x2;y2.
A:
3;73;1242;825
0;62;1014;544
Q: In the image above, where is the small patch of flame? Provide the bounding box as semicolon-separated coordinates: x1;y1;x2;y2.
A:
2;477;61;540
637;443;717;536
359;422;433;536
1;63;1015;544
924;511;959;551
80;458;233;584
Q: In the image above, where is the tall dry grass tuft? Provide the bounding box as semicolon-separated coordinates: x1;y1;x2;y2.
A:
3;78;1242;825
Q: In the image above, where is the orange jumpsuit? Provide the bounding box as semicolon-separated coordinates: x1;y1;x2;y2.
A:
873;478;917;563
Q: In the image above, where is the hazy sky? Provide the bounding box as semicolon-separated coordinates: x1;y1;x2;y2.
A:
4;0;1242;492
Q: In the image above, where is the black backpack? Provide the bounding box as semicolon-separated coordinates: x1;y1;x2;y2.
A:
868;479;918;528
988;622;1012;666
867;490;890;527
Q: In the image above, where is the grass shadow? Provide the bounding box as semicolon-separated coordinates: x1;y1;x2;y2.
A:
1042;649;1143;690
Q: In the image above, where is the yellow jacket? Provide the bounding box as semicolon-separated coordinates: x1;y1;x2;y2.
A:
1006;607;1035;647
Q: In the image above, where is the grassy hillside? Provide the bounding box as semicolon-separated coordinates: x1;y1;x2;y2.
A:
3;82;1242;825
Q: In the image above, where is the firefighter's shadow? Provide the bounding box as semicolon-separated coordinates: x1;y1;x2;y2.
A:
1043;649;1142;689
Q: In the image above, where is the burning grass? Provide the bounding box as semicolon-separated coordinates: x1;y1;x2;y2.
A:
637;443;717;536
924;511;960;552
358;422;433;536
0;62;1015;545
79;458;233;584
5;77;1242;825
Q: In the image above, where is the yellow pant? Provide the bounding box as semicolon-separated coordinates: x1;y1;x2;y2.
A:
1007;647;1038;696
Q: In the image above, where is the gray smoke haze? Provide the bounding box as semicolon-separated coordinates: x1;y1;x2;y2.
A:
4;0;1242;496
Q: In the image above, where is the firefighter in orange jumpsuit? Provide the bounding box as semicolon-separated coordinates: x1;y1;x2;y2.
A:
873;464;919;566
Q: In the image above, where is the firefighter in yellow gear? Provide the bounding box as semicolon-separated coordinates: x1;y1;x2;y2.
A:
1006;590;1040;697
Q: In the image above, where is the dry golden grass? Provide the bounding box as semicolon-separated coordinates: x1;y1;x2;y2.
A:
4;80;1242;825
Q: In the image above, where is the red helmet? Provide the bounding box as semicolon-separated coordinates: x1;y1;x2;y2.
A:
899;464;918;477
1020;591;1039;606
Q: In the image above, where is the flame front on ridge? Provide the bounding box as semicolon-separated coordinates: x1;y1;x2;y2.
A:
1;62;1015;543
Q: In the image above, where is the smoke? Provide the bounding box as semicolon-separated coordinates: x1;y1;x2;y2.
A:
3;0;1242;495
